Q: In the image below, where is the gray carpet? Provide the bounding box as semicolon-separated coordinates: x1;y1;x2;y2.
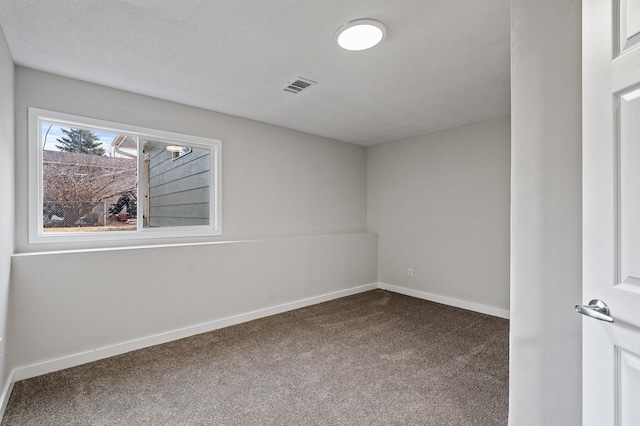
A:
2;290;509;425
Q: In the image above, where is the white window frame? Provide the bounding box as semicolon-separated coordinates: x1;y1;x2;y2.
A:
28;108;222;244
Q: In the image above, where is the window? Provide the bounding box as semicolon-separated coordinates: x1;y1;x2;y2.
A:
29;108;222;243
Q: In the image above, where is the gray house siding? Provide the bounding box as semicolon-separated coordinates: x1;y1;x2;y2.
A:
146;143;210;227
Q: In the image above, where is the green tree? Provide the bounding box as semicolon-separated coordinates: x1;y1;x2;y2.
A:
55;128;106;156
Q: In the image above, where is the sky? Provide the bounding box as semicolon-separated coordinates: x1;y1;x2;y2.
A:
41;121;122;156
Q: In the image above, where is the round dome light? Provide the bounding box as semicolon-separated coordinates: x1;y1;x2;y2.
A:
335;19;386;51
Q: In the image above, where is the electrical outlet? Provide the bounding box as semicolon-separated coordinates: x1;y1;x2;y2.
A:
408;268;414;278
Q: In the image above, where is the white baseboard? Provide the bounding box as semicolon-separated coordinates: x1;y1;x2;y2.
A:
0;370;14;420
377;282;510;319
12;283;378;382
10;281;508;384
2;281;509;421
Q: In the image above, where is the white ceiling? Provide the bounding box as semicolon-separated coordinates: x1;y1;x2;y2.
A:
0;0;510;146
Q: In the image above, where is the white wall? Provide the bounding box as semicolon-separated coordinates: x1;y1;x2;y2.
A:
0;26;14;409
10;68;376;377
14;67;368;253
367;116;510;317
509;0;582;424
12;233;377;375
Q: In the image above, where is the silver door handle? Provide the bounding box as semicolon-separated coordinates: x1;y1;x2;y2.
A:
575;299;614;323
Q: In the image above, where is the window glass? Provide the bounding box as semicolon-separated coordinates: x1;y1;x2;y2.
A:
30;108;222;243
41;122;137;233
142;141;210;228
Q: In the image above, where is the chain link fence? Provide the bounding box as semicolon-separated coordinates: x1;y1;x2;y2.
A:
43;201;108;228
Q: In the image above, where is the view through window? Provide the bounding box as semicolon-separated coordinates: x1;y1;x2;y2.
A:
41;123;137;233
31;109;221;242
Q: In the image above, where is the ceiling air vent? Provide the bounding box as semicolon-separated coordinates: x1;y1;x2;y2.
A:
283;77;316;94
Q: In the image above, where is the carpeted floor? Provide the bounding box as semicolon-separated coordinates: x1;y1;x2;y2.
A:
2;290;509;425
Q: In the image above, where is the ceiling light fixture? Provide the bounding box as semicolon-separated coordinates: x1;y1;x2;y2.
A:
335;19;386;51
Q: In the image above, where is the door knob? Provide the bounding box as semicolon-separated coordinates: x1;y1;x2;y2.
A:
575;299;614;323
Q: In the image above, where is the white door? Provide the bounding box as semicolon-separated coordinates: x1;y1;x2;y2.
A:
582;0;640;424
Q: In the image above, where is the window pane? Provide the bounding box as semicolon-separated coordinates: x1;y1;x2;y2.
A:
31;108;222;243
142;140;210;228
41;122;137;233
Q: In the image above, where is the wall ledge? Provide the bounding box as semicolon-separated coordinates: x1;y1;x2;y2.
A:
12;231;375;257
